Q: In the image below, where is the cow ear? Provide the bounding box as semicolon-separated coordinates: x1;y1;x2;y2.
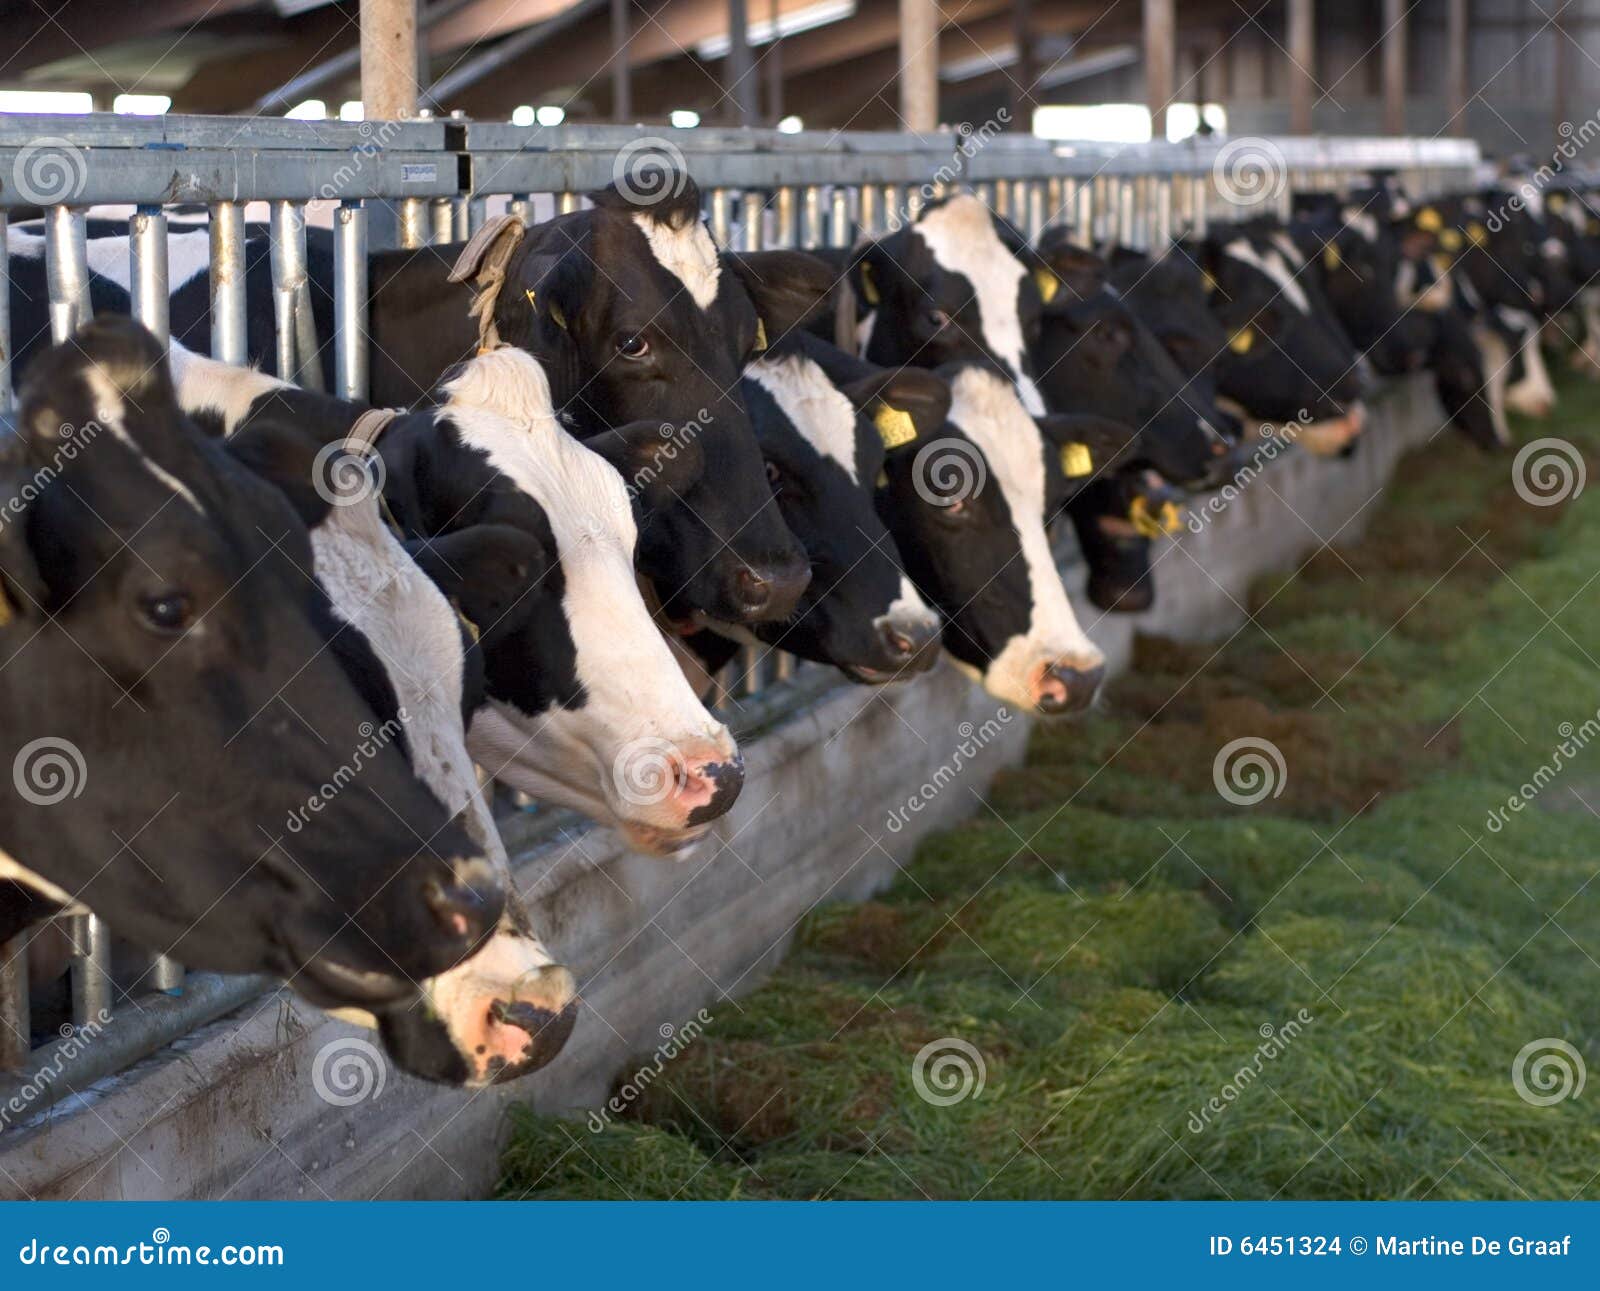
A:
448;213;529;353
1032;232;1108;309
1035;413;1137;481
722;250;838;342
404;524;553;639
587;419;706;497
839;367;952;454
0;422;47;627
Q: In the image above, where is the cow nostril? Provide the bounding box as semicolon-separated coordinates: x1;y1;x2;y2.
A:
735;567;772;613
1036;663;1105;715
423;875;494;943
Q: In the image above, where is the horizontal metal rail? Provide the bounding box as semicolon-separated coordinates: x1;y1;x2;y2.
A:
0;111;1482;1124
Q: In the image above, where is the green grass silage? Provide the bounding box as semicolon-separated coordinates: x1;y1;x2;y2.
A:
500;387;1600;1200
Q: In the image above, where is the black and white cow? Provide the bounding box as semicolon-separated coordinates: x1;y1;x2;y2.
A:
170;344;743;862
0;319;500;1023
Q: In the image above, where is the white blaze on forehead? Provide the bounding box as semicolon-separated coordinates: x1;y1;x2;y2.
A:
80;364;206;515
911;195;1046;415
632;211;722;310
1223;237;1312;315
944;366;1102;707
745;352;860;483
438;349;730;824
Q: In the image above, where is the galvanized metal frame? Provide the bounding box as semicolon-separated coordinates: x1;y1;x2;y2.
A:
0;112;1482;1124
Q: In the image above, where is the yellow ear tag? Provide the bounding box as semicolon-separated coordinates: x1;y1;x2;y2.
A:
1228;327;1255;355
753;317;768;353
1430;253;1453;277
1060;442;1092;478
1158;500;1182;534
858;260;880;305
874;404;918;450
1322;244;1341;271
1550;193;1567;211
1201;270;1218;294
875;468;889;489
1468;221;1488;246
1439;228;1463;252
1033;267;1061;304
1128;495;1163;538
1416;206;1442;232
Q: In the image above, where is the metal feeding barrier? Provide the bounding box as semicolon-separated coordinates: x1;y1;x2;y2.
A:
0;113;1480;1125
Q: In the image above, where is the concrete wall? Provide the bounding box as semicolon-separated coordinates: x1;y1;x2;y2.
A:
0;373;1446;1201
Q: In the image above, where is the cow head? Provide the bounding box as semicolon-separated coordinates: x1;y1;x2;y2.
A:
0;319;498;1009
452;179;835;629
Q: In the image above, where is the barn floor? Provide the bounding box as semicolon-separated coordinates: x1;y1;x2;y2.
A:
497;384;1600;1200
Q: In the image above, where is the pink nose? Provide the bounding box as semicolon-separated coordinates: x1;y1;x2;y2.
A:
1033;662;1105;715
668;742;746;825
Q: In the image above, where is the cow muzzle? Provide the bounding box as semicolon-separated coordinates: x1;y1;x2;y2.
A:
1033;660;1105;715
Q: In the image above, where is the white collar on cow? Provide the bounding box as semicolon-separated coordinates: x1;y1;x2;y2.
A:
911;196;1046;415
632;211;721;310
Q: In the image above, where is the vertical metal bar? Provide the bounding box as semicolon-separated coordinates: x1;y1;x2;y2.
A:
334;200;369;402
990;180;1008;219
740;189;764;253
905;182;925;223
45;205;92;344
558;191;582;215
1046;176;1063;229
452;196;471;241
0;212;13;414
801;185;823;248
830;186;850;246
397;196;427;249
147;955;185;994
1075;179;1093;248
270;201;307;384
0;934;28;1070
1027;181;1045;242
1117;178;1136;247
507;193;532;226
69;913;113;1029
430;197;454;244
1154;175;1173;247
209;201;248;365
709;187;732;246
882;183;902;232
129;207;170;346
775;185;797;248
860;184;881;237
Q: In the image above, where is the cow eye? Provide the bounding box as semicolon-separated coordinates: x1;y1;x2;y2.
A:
927;308;951;330
616;334;651;360
139;591;193;635
765;460;781;486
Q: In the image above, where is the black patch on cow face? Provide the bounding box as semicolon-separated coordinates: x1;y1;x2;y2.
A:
484;181;817;626
738;375;914;674
0;319;489;1001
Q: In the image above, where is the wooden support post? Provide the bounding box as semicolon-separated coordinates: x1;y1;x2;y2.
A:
1012;0;1035;131
900;0;939;133
767;0;784;124
1287;0;1315;135
1447;0;1469;136
1382;0;1407;137
728;0;757;126
612;0;632;122
360;0;419;120
1144;0;1174;141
